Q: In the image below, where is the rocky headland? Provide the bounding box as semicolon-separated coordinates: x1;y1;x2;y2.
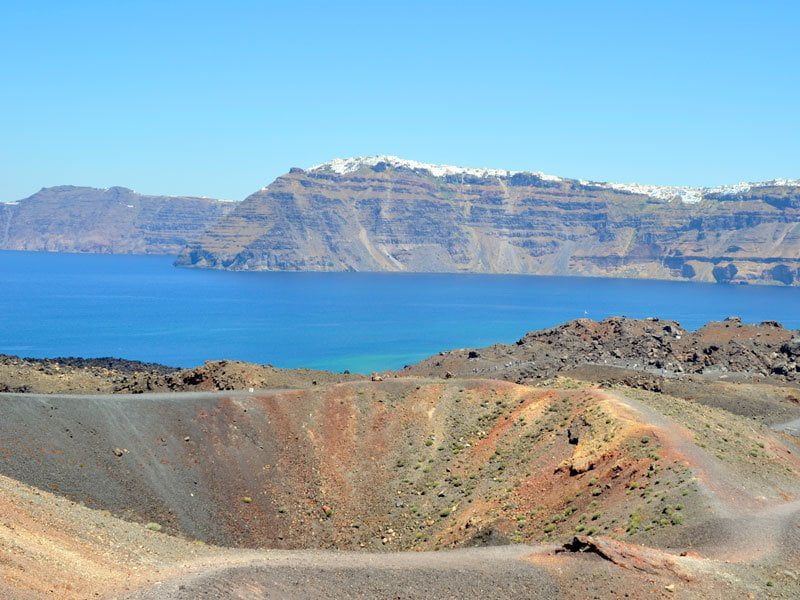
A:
176;155;800;285
0;185;234;254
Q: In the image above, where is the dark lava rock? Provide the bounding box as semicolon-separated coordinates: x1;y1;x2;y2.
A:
404;316;800;384
782;338;800;358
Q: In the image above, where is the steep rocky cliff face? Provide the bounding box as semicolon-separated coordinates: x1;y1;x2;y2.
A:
176;157;800;285
0;186;235;255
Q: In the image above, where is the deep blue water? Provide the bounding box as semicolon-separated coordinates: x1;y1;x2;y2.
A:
1;250;799;373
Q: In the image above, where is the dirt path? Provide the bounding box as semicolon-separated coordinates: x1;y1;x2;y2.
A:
774;417;800;438
116;546;559;600
605;390;800;562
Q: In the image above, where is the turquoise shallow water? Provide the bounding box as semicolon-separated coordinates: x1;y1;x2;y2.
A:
1;250;799;373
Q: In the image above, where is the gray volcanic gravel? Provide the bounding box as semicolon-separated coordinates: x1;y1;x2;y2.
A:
118;547;558;600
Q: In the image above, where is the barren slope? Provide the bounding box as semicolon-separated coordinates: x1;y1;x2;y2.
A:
0;355;361;394
1;378;798;598
403;316;800;386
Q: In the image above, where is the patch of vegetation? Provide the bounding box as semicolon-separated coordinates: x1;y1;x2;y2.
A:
626;511;642;534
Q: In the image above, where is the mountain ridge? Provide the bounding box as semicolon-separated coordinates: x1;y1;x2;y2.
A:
309;155;800;204
177;156;800;285
0;185;235;255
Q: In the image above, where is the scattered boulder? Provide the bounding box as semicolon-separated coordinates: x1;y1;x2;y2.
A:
567;416;590;445
782;338;800;358
761;320;783;328
405;316;800;384
557;536;694;581
771;361;790;376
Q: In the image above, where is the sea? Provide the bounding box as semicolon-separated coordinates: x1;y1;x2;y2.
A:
1;250;799;374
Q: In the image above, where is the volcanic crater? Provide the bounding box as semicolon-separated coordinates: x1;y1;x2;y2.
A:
2;320;800;598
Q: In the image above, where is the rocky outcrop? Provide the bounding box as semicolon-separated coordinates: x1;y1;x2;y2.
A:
0;186;235;255
176;156;800;285
403;316;800;383
0;354;359;395
6;317;799;395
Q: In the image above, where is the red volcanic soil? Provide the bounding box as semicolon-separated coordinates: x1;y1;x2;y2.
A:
0;375;799;598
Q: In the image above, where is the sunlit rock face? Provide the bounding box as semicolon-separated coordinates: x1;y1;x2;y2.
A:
177;156;800;285
0;186;234;255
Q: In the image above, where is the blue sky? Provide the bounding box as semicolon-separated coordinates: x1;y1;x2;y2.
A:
1;1;798;201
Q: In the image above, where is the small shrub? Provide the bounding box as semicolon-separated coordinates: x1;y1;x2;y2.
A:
626;511;642;533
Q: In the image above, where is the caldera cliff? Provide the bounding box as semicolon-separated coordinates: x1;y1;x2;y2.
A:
176;156;800;285
0;185;235;255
